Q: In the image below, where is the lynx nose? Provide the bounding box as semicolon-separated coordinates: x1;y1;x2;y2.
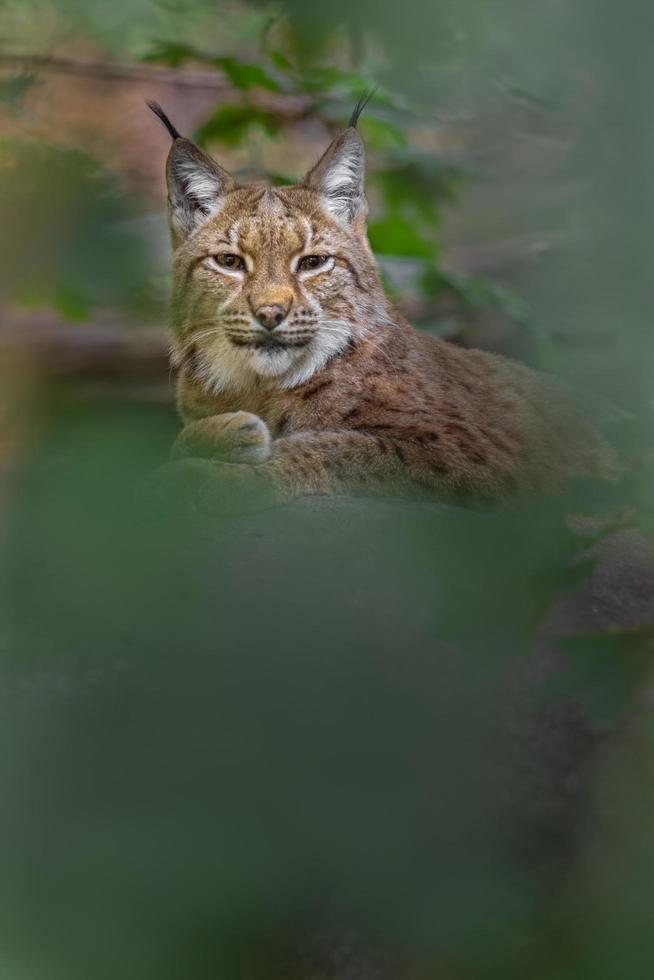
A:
255;303;289;331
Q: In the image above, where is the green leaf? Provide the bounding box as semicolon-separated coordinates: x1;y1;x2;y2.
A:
144;43;282;91
368;217;435;258
359;116;407;150
213;56;281;92
375;159;460;225
194;104;282;147
141;40;202;67
268;48;294;72
299;66;371;96
53;282;92;322
268;172;296;186
260;15;295;73
0;72;39;112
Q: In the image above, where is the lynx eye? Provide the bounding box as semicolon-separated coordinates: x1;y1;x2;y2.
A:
298;255;330;272
213;253;246;271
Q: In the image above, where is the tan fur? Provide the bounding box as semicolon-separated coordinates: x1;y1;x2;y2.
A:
155;114;619;505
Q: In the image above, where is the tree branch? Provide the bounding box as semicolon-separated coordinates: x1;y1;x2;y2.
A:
0;52;230;90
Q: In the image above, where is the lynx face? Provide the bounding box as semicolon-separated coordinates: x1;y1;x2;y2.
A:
157;103;383;392
172;185;377;390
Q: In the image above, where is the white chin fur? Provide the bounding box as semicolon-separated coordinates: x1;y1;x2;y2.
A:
250;347;296;378
195;321;352;394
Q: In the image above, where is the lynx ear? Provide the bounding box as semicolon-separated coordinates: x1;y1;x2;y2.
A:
147;101;237;244
302;94;375;226
166;140;237;242
303;127;367;225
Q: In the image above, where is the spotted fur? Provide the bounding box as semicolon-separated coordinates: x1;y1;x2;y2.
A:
149;102;619;504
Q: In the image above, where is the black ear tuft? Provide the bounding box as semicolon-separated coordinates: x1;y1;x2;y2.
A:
147;100;182;141
347;89;376;129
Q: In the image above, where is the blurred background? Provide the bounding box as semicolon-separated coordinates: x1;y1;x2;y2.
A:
2;2;654;978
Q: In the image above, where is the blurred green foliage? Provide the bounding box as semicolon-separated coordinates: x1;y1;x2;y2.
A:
3;391;653;980
0;140;160;319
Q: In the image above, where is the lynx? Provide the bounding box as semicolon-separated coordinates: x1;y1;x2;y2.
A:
148;98;618;507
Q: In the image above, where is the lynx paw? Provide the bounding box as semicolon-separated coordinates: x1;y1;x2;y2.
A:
172;412;271;464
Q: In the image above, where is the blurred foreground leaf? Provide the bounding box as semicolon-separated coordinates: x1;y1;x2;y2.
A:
0;386;621;979
548;627;654;733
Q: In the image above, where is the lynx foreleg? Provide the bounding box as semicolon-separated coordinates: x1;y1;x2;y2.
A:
172;412;271;464
260;430;419;495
